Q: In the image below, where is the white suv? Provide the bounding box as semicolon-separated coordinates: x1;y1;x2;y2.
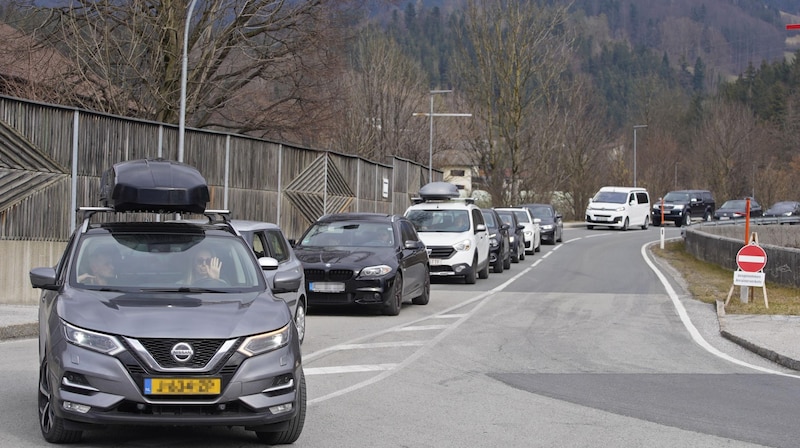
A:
405;182;490;284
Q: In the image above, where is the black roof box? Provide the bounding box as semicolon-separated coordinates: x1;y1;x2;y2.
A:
417;182;460;201
100;159;210;213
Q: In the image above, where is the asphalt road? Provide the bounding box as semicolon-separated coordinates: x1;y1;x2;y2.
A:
2;226;799;447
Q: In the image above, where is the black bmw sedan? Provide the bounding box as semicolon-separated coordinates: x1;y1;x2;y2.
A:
293;213;430;315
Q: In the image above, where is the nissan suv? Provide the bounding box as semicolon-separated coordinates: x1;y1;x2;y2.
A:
29;159;305;445
652;189;715;226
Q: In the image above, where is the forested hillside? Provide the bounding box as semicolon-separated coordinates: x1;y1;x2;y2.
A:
2;1;799;220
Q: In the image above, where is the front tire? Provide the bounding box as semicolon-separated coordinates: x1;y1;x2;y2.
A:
464;256;477;284
383;274;403;316
620;218;629;231
478;257;490;279
294;299;306;344
39;359;82;444
492;253;504;273
503;250;511;269
641;216;649;230
412;270;430;305
256;369;307;444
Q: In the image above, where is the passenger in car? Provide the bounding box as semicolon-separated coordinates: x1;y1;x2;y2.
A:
78;247;117;285
182;248;225;285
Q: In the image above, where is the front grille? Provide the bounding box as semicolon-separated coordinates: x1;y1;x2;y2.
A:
304;268;353;281
137;339;226;369
427;246;455;259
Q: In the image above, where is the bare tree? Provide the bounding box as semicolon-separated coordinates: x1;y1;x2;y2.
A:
17;0;350;142
326;28;430;163
451;0;575;206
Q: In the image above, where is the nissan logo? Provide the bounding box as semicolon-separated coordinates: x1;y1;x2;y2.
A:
170;342;194;363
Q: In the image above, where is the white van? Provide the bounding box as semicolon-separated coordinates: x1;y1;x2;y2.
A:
585;186;651;230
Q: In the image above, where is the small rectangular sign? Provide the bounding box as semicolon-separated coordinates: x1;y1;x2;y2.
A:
734;271;765;287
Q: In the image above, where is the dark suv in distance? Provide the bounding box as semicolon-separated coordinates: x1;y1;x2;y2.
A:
29;159;305;445
293;213;430;316
652;189;715;226
481;208;511;273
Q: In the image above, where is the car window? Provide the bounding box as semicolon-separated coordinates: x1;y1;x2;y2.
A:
252;233;267;258
72;233;262;290
497;212;514;227
512;210;529;223
664;192;690;202
636;192;649;204
481;211;497;228
300;222;394;246
264;230;290;262
407;209;470;232
400;220;418;244
593;191;627;203
529;206;552;217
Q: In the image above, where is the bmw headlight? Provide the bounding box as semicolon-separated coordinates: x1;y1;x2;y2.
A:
359;265;392;277
238;324;290;357
489;237;499;247
453;239;472;251
524;230;533;238
64;321;125;355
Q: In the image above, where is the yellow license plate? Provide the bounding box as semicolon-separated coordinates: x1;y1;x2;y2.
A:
144;377;221;395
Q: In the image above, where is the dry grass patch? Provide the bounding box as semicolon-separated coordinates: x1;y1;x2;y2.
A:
652;240;800;315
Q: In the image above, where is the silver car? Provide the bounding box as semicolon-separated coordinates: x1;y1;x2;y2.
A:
231;220;307;344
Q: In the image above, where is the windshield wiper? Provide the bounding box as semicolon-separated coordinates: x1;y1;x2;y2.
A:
142;287;228;293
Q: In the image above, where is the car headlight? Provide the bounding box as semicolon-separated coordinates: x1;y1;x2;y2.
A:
509;236;515;243
489;237;499;247
64;321;125;355
524;230;533;237
238;324;291;357
359;264;393;277
453;239;472;251
615;206;626;212
541;224;553;230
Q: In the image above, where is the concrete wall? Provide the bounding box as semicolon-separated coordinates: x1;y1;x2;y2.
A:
684;226;800;288
3;241;67;305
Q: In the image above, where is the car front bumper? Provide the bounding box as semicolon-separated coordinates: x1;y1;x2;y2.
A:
46;335;302;429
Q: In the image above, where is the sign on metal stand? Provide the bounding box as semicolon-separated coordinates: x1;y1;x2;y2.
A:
725;232;769;308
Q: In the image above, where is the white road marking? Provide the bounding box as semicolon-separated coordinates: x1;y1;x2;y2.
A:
393;325;450;331
334;341;426;350
642;239;800;379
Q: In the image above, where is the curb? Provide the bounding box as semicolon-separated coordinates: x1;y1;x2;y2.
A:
716;300;800;371
0;322;38;341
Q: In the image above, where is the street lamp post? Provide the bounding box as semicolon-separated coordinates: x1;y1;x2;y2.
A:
633;124;647;187
413;90;471;180
178;0;199;163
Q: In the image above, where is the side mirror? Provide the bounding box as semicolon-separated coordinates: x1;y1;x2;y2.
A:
500;223;510;231
404;240;425;250
517;224;525;231
475;223;486;233
272;269;302;294
30;267;58;290
258;256;280;271
533;218;541;224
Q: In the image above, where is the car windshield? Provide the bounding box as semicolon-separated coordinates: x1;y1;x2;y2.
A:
496;212;514;226
407;209;470;232
664;192;691;202
527;206;552;218
768;202;796;212
72;233;263;291
299;222;395;247
593;191;627;203
512;210;529;223
720;200;746;210
481;211;498;228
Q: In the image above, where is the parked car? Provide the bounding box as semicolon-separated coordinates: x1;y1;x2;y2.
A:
651;189;715;226
586;186;651;230
714;198;763;220
405;182;490;284
29;159;305;445
231;220;307;344
763;201;800;220
521;203;563;244
495;208;525;263
495;207;541;254
481;208;511;273
293;213;429;315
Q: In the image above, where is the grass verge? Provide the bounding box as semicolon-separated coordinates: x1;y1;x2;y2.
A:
651;240;800;315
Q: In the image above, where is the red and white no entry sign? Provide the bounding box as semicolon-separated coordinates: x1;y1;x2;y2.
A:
736;244;767;272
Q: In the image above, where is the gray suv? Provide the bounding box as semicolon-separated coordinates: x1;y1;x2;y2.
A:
652;189;715;226
29;159;305;444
